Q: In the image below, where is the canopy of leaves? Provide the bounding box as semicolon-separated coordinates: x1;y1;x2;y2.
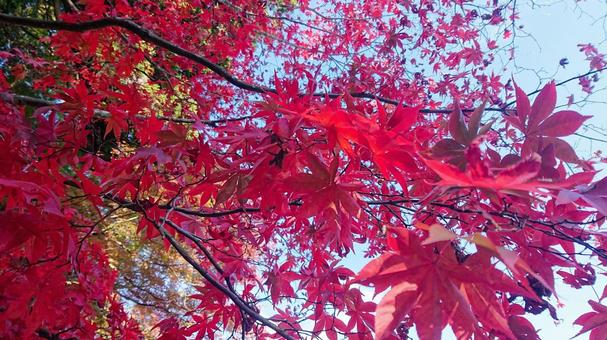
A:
1;0;607;339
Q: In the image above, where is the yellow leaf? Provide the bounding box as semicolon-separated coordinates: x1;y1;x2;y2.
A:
467;233;498;252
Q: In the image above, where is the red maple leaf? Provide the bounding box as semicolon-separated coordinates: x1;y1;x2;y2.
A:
357;228;530;339
574;300;607;340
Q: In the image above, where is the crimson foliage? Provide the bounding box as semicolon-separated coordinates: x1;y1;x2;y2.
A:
1;0;607;339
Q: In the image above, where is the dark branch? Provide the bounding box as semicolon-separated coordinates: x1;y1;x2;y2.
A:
0;13;510;112
0;92;251;125
0;13;273;94
142;216;295;340
504;66;607;107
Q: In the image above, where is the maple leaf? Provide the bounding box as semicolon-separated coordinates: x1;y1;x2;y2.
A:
432;102;493;167
505;81;591;162
313;311;348;340
344;288;375;339
574;300;607;339
157;124;189;147
423;143;563;193
0;178;63;216
154;317;189;340
104;110;129;139
557;264;596;289
556;177;607;216
283;152;362;218
264;260;301;304
366;130;418;187
376;100;419;134
357;228;528;340
304;105;366;155
448;101;491;145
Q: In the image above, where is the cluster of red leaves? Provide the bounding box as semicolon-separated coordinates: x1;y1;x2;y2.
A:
1;0;607;339
0;93;140;338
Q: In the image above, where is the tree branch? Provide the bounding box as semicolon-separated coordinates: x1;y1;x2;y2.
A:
504;66;607;107
142;216;295;340
0;92;251;125
0;13;273;94
0;13;510;112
